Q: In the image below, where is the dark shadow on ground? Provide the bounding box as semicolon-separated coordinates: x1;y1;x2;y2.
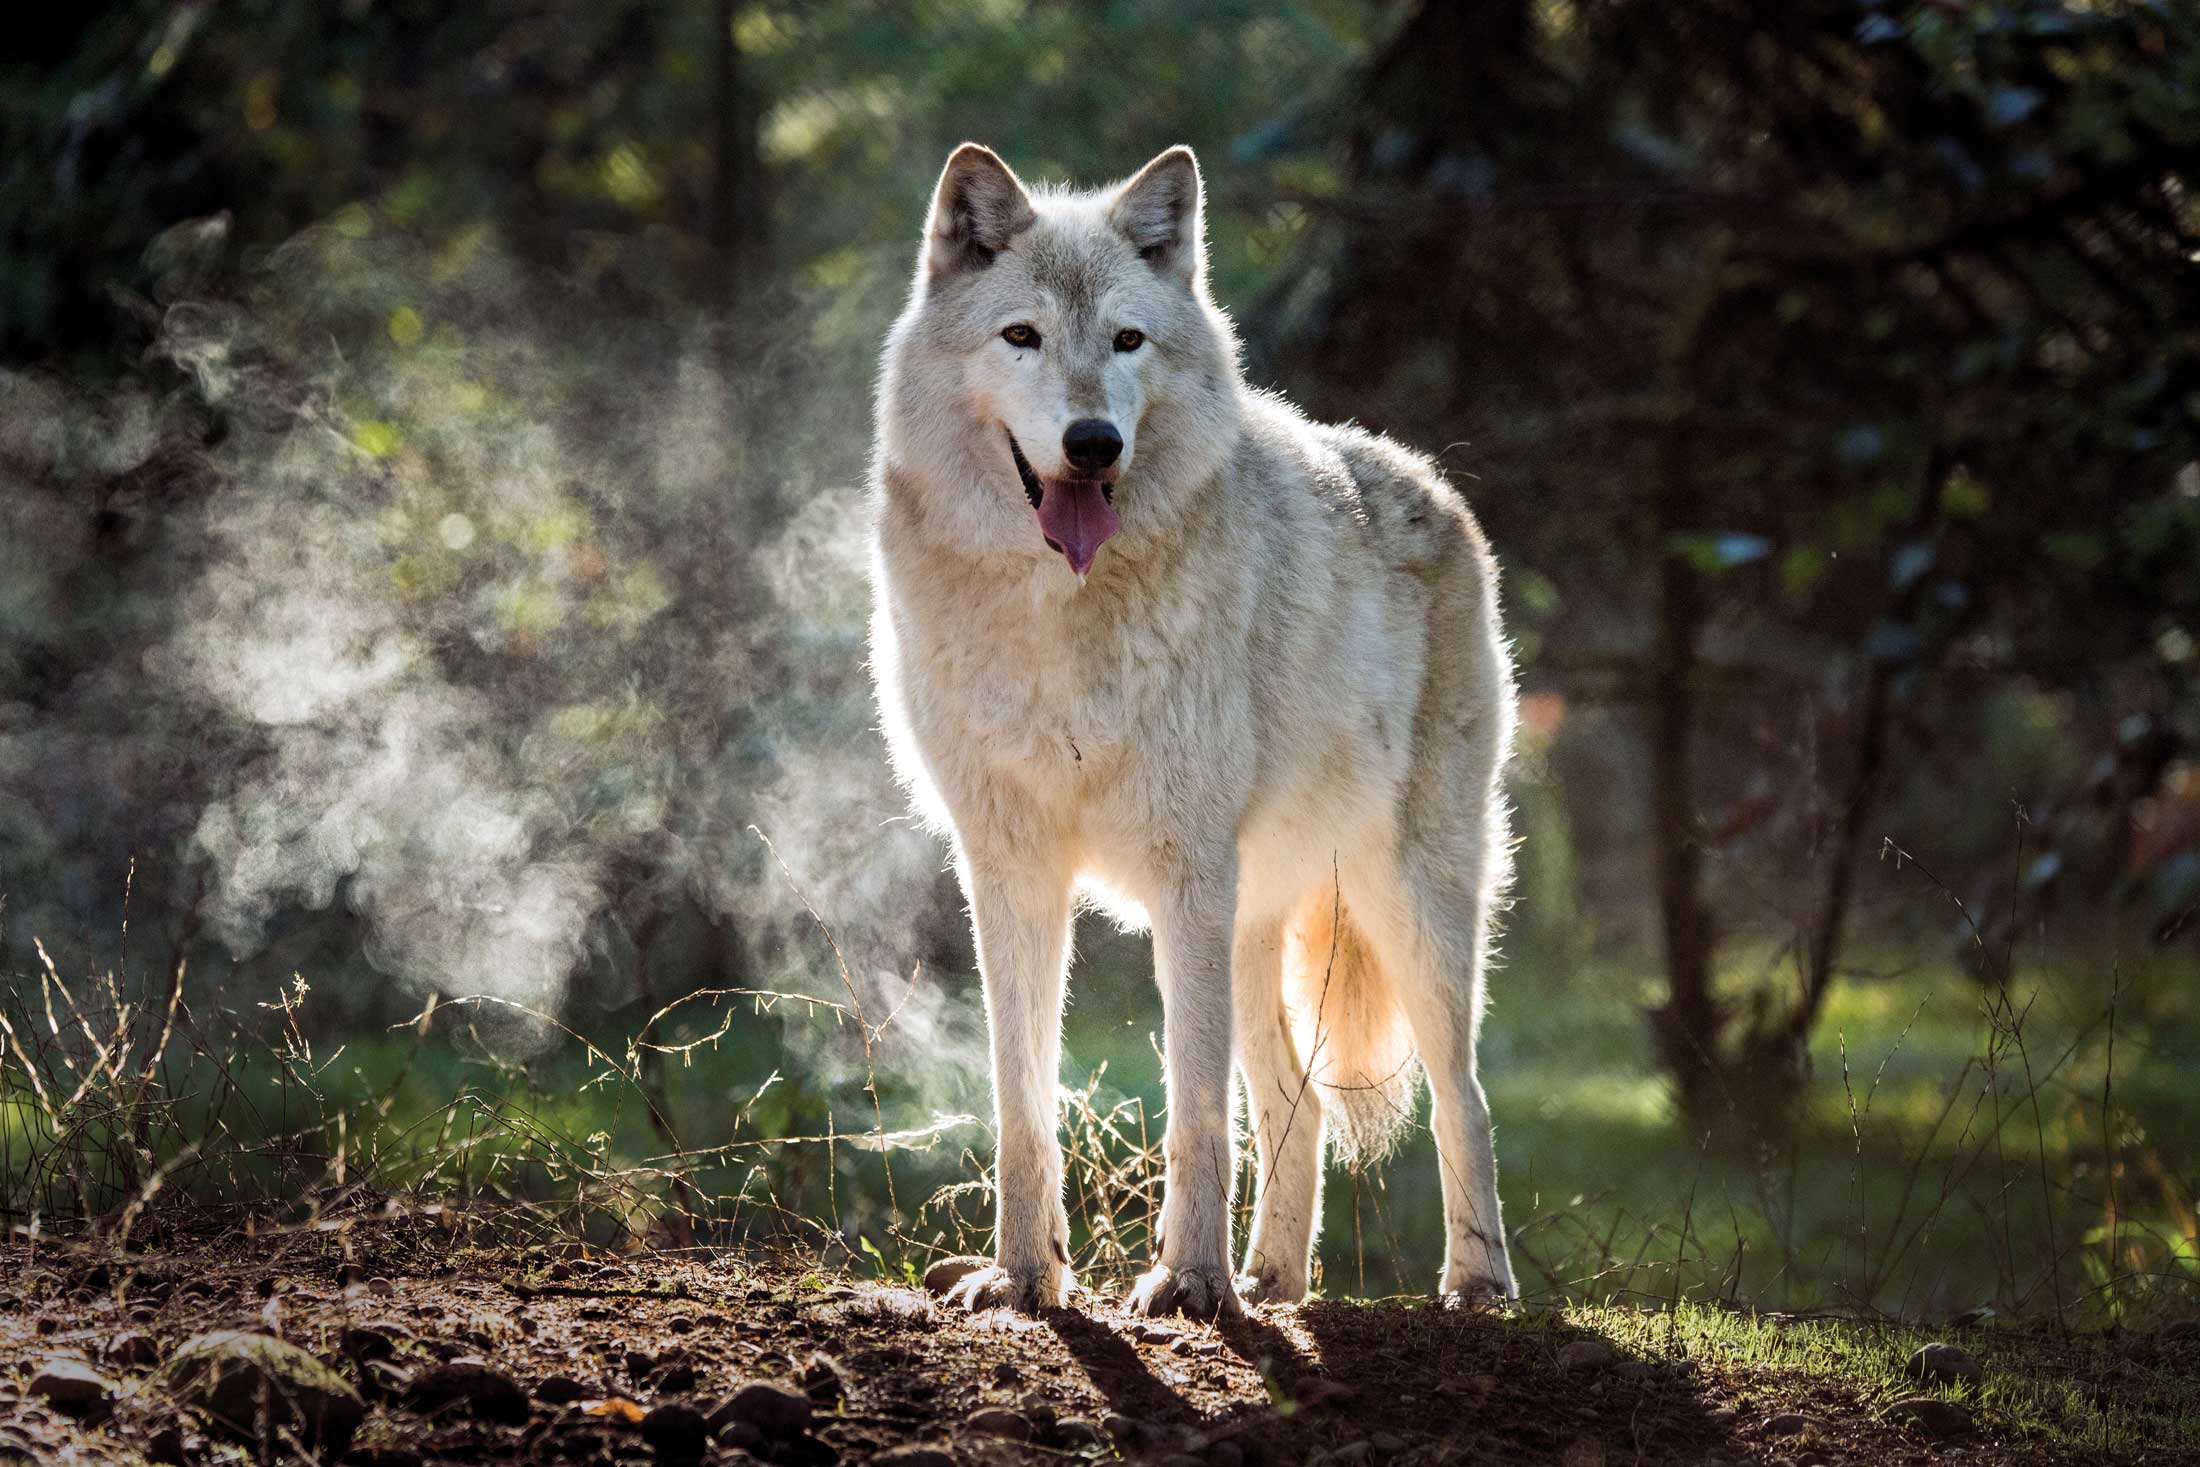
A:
1292;1298;1745;1463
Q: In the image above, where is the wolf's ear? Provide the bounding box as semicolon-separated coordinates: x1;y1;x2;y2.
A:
924;144;1035;280
1110;146;1204;283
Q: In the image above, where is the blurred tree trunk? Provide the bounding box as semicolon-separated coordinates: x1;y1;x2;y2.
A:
711;0;766;294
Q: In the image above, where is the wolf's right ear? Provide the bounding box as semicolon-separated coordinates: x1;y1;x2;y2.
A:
923;144;1035;281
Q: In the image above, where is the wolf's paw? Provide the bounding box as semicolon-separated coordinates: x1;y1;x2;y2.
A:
1127;1263;1240;1321
1437;1274;1517;1310
926;1256;1072;1314
1234;1265;1308;1308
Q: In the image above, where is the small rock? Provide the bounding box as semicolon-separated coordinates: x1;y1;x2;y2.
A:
144;1423;187;1465
1885;1396;1974;1437
801;1353;846;1406
641;1403;710;1461
340;1319;410;1362
1130;1322;1177;1346
107;1331;161;1369
401;1359;530;1424
716;1417;765;1452
964;1406;1031;1440
1765;1412;1818;1437
624;1349;657;1382
156;1330;363;1450
537;1374;588;1405
28;1357;115;1417
1170;1337;1222;1357
365;1277;395;1296
1054;1418;1106;1448
872;1448;957;1467
1557;1339;1614;1371
922;1257;988;1298
708;1381;813;1441
1368;1432;1406;1452
350;1450;425;1467
652;1362;698;1394
666;1314;697;1334
361;1359;412;1398
990;1362;1022;1385
1905;1342;1983;1391
1291;1376;1357;1410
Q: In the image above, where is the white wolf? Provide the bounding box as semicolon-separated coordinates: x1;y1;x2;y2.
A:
868;144;1517;1318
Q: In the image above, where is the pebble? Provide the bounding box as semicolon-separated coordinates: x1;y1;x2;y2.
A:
1885;1396;1974;1436
964;1406;1031;1440
640;1402;710;1462
871;1448;957;1467
1904;1341;1983;1390
1557;1339;1615;1371
156;1330;364;1450
340;1320;410;1362
1054;1417;1106;1448
536;1374;588;1404
922;1257;988;1297
1291;1376;1357;1410
107;1331;161;1369
708;1380;814;1440
401;1359;531;1424
802;1353;847;1405
28;1357;115;1416
144;1423;187;1465
1765;1412;1818;1437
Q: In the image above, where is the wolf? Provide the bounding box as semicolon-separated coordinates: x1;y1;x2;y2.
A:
868;143;1518;1318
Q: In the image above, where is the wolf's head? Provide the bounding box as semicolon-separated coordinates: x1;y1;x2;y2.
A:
878;145;1242;581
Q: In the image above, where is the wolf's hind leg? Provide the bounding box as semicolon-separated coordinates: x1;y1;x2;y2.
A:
1351;859;1515;1302
1233;915;1322;1305
942;856;1076;1313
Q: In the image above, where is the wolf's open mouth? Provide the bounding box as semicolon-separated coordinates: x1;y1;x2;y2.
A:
1005;429;1119;578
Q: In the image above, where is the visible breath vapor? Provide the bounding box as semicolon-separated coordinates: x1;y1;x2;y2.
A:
0;213;976;1083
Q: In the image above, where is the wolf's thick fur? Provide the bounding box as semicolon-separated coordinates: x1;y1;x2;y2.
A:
869;145;1517;1317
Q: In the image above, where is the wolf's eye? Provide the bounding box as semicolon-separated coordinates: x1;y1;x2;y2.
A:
1114;329;1145;353
1002;323;1039;348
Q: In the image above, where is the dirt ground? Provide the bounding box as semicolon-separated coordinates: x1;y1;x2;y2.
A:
0;1224;2159;1466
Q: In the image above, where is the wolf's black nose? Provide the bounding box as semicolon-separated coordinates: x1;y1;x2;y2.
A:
1062;418;1122;474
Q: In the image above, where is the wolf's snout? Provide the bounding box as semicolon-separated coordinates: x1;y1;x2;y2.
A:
1062;418;1123;474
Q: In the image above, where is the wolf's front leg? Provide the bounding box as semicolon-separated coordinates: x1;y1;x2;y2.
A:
944;857;1075;1313
1128;857;1241;1321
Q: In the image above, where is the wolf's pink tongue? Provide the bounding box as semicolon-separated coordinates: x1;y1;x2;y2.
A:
1036;480;1119;577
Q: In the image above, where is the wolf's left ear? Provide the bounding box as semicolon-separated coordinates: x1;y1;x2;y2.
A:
1110;146;1205;284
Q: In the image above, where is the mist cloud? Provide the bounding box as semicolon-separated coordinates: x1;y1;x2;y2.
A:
1;213;969;1078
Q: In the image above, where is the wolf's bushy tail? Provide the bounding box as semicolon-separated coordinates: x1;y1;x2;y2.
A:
1283;890;1420;1168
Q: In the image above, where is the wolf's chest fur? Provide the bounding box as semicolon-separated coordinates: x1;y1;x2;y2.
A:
887;544;1250;817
